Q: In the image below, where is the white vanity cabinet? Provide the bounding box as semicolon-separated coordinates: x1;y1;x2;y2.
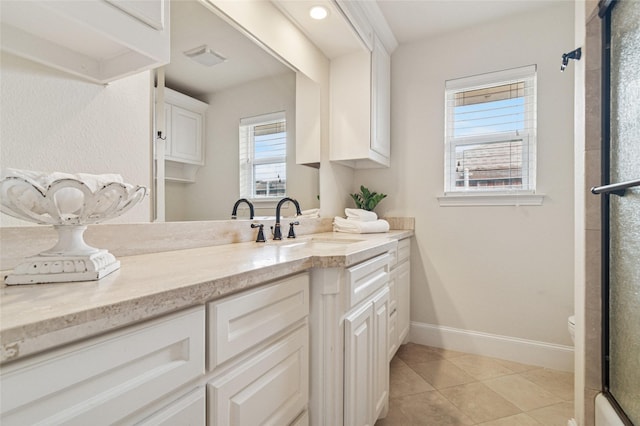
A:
388;238;411;360
344;286;390;426
206;273;310;426
0;273;312;426
0;307;205;425
0;0;170;84
310;252;391;426
162;88;209;182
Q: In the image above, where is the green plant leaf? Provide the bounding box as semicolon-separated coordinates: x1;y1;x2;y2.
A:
350;186;387;211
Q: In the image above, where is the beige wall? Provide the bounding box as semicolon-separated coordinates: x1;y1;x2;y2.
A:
0;52;153;226
356;2;576;347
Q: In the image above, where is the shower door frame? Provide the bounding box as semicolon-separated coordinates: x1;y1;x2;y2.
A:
597;0;636;424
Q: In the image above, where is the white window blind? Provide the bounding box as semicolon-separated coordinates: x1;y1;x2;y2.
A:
444;65;537;194
239;111;287;199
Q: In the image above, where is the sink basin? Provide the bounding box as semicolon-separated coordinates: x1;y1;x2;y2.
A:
309;237;364;244
267;236;365;249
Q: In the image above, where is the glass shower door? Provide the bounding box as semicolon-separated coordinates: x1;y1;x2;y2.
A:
595;0;640;424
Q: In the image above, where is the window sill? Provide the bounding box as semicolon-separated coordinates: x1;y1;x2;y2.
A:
248;197;296;212
437;192;545;207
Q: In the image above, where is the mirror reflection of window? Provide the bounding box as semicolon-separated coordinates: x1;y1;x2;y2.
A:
239;111;287;199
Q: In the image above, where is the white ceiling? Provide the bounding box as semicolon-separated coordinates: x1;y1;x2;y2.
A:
164;1;292;99
377;0;560;45
165;0;560;98
272;0;364;59
272;0;561;58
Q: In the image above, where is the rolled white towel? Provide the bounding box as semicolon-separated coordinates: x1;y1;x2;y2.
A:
334;216;389;234
297;208;320;218
345;208;378;222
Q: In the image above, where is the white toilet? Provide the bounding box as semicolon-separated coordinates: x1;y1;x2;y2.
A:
568;315;575;343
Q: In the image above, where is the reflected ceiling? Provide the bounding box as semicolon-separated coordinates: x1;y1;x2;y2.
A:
165;1;291;97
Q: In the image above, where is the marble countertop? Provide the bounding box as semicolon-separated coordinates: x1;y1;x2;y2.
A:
0;230;412;364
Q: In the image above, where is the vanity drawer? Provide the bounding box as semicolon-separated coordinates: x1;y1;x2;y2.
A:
346;253;390;309
0;306;205;426
208;273;309;370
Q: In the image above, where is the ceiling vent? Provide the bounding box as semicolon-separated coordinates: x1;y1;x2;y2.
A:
184;45;226;67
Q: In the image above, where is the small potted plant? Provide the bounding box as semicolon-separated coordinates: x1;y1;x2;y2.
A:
350;185;387;212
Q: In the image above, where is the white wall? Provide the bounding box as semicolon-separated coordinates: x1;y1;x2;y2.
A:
0;52;153;225
356;3;576;350
164;73;319;221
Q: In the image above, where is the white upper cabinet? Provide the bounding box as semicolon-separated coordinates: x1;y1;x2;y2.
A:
105;0;165;30
0;0;170;84
371;36;391;160
161;87;208;182
296;73;322;167
329;1;395;169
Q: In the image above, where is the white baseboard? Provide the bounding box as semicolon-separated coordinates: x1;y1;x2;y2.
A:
409;321;574;372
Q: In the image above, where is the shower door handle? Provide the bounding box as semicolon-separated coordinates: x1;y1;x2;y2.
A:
591;178;640;196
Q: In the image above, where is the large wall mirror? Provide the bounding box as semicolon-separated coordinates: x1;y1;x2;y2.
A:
157;0;320;221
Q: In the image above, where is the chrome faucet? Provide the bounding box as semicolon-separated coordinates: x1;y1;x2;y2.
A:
231;198;254;219
273;197;301;240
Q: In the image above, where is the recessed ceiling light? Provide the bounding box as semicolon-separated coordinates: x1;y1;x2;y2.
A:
183;45;226;67
309;5;328;20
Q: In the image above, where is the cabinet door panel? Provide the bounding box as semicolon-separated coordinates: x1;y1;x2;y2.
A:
370;35;390;159
396;261;411;344
136;387;205;425
397;238;410;264
373;288;390;419
170;105;203;164
290;410;309;426
388;310;398;361
0;307;204;426
387;277;398;361
344;303;374;426
329;49;371;162
208;327;308;426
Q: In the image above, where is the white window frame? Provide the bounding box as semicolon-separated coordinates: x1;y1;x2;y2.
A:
239;111;287;201
439;65;544;206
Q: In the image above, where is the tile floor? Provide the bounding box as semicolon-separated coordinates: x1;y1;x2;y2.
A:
376;343;574;426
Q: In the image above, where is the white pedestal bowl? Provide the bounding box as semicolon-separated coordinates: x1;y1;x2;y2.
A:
1;171;147;285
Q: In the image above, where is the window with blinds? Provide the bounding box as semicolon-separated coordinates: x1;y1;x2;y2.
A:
444;65;537;194
239;111;287;199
